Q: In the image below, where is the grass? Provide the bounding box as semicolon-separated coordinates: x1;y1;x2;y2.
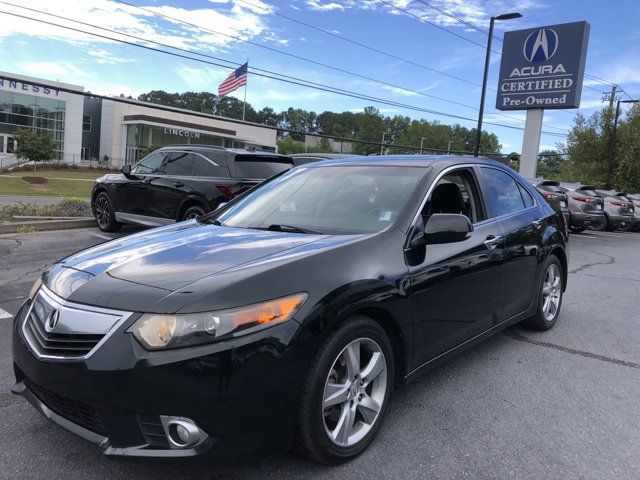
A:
0;169;107;198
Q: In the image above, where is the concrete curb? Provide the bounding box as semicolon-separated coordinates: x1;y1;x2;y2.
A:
0;217;96;234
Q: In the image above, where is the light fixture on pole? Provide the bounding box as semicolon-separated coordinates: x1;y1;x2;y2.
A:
606;98;639;188
473;12;522;157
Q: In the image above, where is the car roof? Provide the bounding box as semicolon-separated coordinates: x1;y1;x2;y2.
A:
299;154;507;169
159;145;290;159
290;153;361;159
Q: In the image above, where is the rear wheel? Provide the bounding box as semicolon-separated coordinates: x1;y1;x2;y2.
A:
182;204;206;221
522;254;563;331
297;316;394;464
93;192;121;232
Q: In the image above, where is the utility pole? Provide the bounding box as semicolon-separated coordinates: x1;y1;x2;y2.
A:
606;97;640;188
606;85;618;111
419;137;426;154
380;132;387;156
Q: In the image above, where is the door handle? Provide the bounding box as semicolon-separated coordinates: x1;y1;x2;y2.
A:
484;235;501;249
532;218;544;229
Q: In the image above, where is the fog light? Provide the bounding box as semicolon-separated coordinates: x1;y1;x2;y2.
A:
160;416;207;449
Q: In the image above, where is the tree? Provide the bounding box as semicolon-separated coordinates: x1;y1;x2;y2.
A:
308;137;333;153
277;136;305;154
353;107;386;155
14;128;58;176
536;149;566;180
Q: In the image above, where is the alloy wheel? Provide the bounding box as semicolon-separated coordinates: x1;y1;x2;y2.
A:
95;195;110;229
542;263;562;322
322;338;387;447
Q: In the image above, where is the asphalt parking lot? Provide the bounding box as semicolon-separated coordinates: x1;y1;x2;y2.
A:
1;227;639;479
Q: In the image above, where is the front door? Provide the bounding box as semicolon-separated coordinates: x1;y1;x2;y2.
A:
0;134;16;154
408;168;506;366
146;151;195;219
115;151;167;216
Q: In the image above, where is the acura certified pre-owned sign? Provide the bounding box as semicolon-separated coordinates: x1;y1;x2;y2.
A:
496;21;590;111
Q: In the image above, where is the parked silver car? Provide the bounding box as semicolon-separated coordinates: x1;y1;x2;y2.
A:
557;184;605;233
594;190;635;231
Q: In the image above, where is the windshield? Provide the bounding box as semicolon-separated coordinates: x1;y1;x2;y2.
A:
215;165;426;234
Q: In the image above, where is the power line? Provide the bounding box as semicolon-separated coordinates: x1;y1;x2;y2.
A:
406;0;619;97
0;7;568;137
0;72;508;156
233;0;568;132
235;0;483;88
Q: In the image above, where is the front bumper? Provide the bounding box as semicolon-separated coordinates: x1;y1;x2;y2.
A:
12;298;307;457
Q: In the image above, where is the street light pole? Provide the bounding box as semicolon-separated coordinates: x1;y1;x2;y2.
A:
380;132;387;156
606;98;639;188
474;12;522;157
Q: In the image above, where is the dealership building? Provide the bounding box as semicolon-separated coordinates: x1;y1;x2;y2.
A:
0;71;278;166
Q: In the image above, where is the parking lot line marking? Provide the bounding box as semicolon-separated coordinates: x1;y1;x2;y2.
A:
0;308;13;319
572;234;597;239
90;233;112;240
590;231;634;238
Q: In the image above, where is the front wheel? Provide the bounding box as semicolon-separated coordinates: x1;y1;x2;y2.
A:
182;205;206;221
297;316;394;464
93;192;121;232
522;254;563;331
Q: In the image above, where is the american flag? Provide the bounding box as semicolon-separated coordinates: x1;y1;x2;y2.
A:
218;62;248;97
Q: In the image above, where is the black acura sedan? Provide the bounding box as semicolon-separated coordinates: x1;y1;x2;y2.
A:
12;155;567;464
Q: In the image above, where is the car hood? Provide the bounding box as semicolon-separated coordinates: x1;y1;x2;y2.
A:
45;221;328;301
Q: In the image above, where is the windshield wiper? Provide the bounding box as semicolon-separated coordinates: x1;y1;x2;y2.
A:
209;218;226;226
261;224;323;234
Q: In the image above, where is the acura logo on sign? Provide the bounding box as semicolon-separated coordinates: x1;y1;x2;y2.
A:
45;309;60;332
523;28;559;63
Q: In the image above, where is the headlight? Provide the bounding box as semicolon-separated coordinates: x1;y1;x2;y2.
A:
129;293;308;350
29;277;42;300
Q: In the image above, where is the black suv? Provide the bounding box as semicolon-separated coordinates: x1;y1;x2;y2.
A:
91;146;293;231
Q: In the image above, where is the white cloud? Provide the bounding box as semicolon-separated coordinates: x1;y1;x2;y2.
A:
307;1;345;12
175;65;228;91
88;49;135;64
380;84;419;96
15;61;88;78
0;0;284;52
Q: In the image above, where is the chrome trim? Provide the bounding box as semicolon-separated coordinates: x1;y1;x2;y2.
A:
21;285;133;362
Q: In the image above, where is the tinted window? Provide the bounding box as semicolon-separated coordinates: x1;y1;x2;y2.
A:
234;155;293;178
133;152;166;174
217;165;425;234
518;183;535;208
481;168;525;217
195;156;230;177
423;170;484;223
161;152;194;176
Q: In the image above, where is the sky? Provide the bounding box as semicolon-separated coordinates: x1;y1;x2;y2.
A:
0;0;638;153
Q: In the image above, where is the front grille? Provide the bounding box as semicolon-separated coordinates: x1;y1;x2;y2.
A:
24;308;103;358
25;378;104;434
21;287;131;360
137;415;170;448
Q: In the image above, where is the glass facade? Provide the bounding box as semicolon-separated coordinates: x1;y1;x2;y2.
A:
124;123;243;164
0;90;65;159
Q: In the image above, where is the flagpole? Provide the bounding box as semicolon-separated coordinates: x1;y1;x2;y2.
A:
242;59;248;122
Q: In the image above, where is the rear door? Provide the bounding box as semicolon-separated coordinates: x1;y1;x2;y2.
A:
479;167;543;320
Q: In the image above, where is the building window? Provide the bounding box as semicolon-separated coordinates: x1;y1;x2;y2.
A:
82;115;92;132
81;147;90;160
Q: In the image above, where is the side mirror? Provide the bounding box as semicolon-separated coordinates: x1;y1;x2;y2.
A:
424;213;473;245
121;164;133;178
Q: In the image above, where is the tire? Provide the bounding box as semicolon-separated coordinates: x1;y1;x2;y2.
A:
297;315;395;464
604;215;614;231
93;192;121;232
182;204;206;221
569;226;586;233
522;254;563;331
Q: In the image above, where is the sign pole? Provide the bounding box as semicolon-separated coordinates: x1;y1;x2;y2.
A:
519;108;544;178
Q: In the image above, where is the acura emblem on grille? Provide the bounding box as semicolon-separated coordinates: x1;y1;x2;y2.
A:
45;309;60;332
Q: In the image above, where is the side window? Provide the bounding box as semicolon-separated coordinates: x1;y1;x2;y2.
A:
422;169;484;224
518;183;535;208
132;152;166;174
194;156;231;177
481;167;525;218
161;152;194;176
